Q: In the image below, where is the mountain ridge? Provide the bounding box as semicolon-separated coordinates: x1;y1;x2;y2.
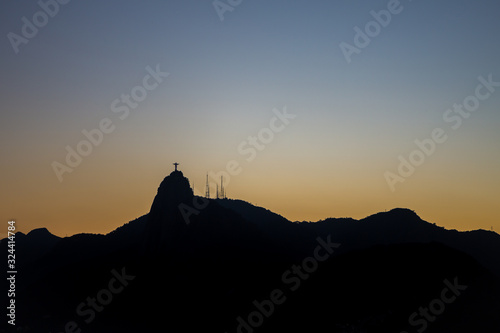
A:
5;204;500;276
3;169;500;332
7;207;496;244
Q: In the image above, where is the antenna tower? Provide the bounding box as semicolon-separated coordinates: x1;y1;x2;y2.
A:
205;174;210;198
220;176;226;199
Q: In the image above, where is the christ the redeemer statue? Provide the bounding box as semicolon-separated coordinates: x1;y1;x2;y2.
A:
173;162;179;171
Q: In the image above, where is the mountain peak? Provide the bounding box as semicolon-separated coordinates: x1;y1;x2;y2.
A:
370;208;421;220
154;169;193;204
385;208;420;219
145;166;194;252
25;228;60;243
361;208;426;230
27;227;53;237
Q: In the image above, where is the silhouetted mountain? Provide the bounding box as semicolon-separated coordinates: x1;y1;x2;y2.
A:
216;202;500;277
1;228;60;270
3;169;500;332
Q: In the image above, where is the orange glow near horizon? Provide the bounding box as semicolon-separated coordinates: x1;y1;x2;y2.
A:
3;157;499;238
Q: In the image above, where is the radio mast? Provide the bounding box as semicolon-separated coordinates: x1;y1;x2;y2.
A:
205;173;210;198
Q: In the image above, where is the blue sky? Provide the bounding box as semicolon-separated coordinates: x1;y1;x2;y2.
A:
1;0;499;235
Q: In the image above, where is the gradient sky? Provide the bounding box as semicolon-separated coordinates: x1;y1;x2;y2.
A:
1;0;499;237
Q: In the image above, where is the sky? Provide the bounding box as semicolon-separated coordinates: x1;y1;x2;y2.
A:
1;0;499;237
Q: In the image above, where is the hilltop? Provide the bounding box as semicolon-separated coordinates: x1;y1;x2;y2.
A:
2;168;500;333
